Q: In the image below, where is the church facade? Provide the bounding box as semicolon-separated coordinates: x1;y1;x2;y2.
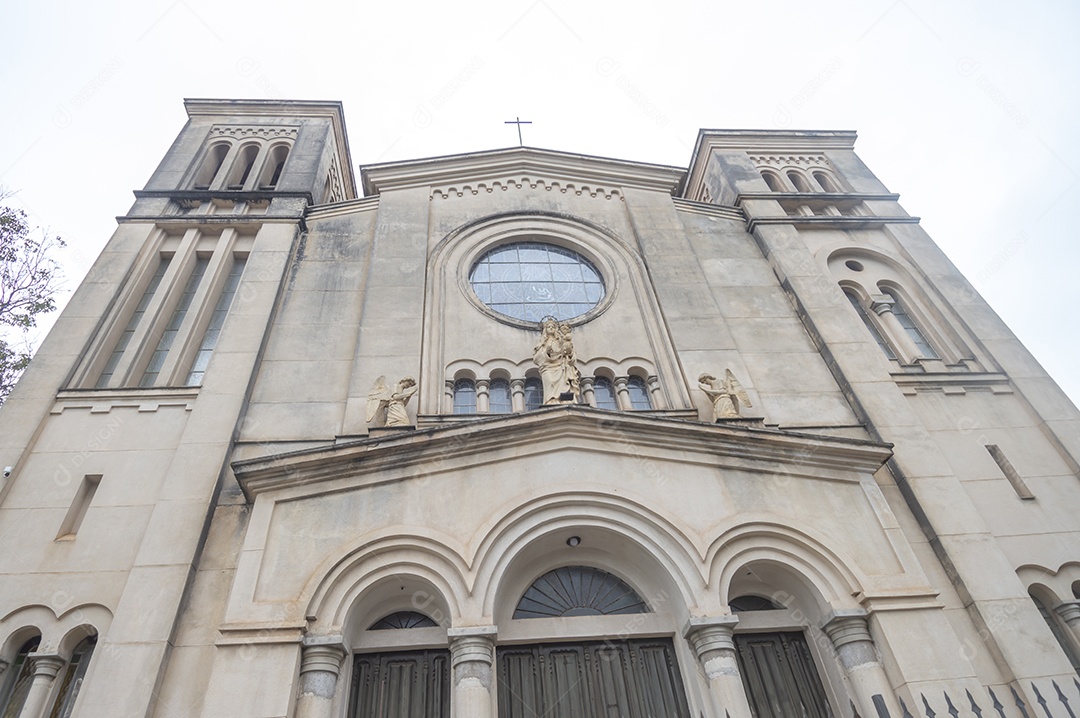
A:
0;99;1078;718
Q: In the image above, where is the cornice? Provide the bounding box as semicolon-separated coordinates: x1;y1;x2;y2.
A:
671;198;745;222
683;129;858;204
305;196;380;222
746;216;921;232
360;146;685;197
233;405;893;501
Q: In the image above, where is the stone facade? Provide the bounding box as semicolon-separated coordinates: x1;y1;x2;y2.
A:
0;99;1078;718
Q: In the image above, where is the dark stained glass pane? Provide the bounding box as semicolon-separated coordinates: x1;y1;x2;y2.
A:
513;566;649;619
470;242;604;322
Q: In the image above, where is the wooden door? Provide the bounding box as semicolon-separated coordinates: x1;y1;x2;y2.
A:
498;638;691;718
350;649;450;718
735;632;833;718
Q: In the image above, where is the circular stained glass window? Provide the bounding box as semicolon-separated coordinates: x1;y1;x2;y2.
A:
469;242;605;323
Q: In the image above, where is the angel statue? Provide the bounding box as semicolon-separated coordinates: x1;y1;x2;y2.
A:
532;317;580;404
698;369;752;421
366;376;419;428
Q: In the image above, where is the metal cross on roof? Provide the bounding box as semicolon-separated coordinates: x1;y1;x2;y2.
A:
504;116;532;146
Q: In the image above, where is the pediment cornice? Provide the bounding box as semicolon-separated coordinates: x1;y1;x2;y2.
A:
360;147;685;198
232;406;891;501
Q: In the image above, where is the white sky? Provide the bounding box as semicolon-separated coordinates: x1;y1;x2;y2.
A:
2;0;1077;406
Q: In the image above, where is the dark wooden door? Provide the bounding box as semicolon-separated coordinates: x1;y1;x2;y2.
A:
498;638;692;718
350;649;450;718
735;632;833;718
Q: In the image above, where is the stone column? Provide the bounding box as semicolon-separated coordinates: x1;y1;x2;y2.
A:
448;626;497;718
869;295;921;362
444;380;455;414
647;375;666;409
684;617;753;718
823;611;901;718
294;640;347;718
17;654;65;718
476;379;490;413
1053;600;1080;648
613;377;632;411
510;379;525;412
580;377;596;407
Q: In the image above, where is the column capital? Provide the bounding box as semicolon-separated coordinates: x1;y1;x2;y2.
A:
579;376;595;390
868;294;895;316
448;626;497;669
299;640;347;677
28;653;66;679
822;609;872;649
510;378;525;391
1054;600;1080;625
684;615;739;659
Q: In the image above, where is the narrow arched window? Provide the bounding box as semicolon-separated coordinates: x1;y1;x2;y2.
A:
226;144;260;190
193;142;229;189
48;635;96;718
0;636;40;717
761;170;784;192
787;170;813;193
489;378;512;414
593;377;617;410
523;377;543;411
453;378;476;414
883;289;938;359
257;144;289;189
845;289;896;360
626;376;651;410
812;170;839;192
513;566;650;618
1031;593;1080;671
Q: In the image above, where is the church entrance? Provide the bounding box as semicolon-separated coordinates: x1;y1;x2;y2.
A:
735;632;833;718
349;649;450;718
497;637;692;718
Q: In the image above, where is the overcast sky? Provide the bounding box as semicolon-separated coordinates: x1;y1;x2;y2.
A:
2;0;1077;406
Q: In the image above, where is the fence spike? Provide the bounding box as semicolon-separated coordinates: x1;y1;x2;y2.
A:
900;696;914;718
1013;685;1032;718
945;691;960;718
989;687;1007;718
924;694;937;718
1053;681;1076;718
1033;683;1054;718
968;689;984;718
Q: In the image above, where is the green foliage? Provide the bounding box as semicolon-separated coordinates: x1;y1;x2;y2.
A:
0;202;65;403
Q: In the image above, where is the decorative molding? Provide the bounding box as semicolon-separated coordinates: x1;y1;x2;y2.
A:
747;215;921;232
671;197;745;222
432;177;623;201
749;153;834;170
306;195;380;221
361;146;684;196
53;387;200;414
891;372;1012;396
209;125;299;140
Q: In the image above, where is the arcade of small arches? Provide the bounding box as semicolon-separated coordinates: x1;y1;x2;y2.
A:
188;133;295;193
446;365;660;415
286;497;906;718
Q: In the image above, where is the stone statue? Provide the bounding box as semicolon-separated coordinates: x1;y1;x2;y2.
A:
532;317;580;404
698;369;752;421
366;376;418;427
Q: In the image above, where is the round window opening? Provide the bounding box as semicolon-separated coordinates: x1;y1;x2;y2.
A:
469;242;606;323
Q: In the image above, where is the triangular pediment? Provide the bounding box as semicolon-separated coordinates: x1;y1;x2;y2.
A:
360;146;685;198
232;405;891;501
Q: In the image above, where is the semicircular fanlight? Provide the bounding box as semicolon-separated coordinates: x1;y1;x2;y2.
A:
729;595;784;612
369;611;439;630
513;565;650;619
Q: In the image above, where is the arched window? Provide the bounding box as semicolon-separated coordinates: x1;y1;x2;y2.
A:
226;144;260;190
513;566;650;618
729;595;783;612
523;377;543;411
626;376;651;410
786;170;813;193
452;378;476;414
192;142;230;189
593;376;617;410
812;171;839;192
488;378;512;414
369;611;439;630
257;144;289;189
845;289;896;360
49;635;96;718
1031;593;1080;671
0;636;40;717
761;170;785;192
883;289;938;359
